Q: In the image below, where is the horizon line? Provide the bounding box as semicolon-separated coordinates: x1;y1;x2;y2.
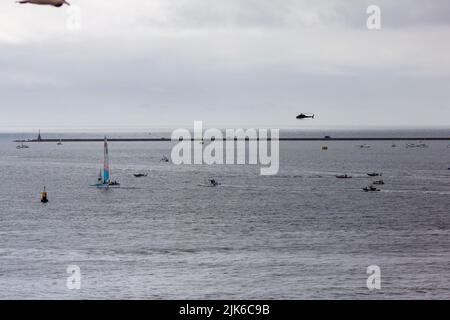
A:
1;124;450;134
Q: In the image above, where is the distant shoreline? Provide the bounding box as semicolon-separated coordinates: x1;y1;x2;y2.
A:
14;137;450;143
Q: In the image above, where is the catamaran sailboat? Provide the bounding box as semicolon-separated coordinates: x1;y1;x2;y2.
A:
92;137;120;188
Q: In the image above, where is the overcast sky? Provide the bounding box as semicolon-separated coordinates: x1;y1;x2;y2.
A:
1;0;449;131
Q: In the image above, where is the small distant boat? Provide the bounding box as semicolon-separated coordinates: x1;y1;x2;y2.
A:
367;173;382;177
92;137;120;189
16;143;30;149
322;146;328;150
373;180;385;185
160;155;169;162
336;174;352;179
209;179;219;187
406;142;428;148
134;173;148;178
392;142;397;147
363;185;380;192
356;144;371;148
57;139;63;146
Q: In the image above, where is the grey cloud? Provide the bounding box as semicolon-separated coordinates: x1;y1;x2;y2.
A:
0;0;449;130
133;0;450;29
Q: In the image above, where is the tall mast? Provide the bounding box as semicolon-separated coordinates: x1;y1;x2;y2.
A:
103;136;110;184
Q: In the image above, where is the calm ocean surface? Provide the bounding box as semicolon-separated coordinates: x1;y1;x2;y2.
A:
0;129;449;299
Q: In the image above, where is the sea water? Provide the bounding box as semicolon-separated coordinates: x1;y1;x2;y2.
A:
0;129;449;299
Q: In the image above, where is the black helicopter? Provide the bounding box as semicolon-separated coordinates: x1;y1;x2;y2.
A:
296;113;315;120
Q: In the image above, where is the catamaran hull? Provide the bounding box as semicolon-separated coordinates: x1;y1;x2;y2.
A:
91;184;121;189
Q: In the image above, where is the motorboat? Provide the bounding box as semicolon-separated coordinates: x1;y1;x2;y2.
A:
367;173;382;177
134;173;148;178
209;179;219;187
363;185;380;192
373;180;385;185
406;143;429;148
336;174;352;179
16;143;30;149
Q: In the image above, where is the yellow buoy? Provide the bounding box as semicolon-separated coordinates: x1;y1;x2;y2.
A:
40;186;48;203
